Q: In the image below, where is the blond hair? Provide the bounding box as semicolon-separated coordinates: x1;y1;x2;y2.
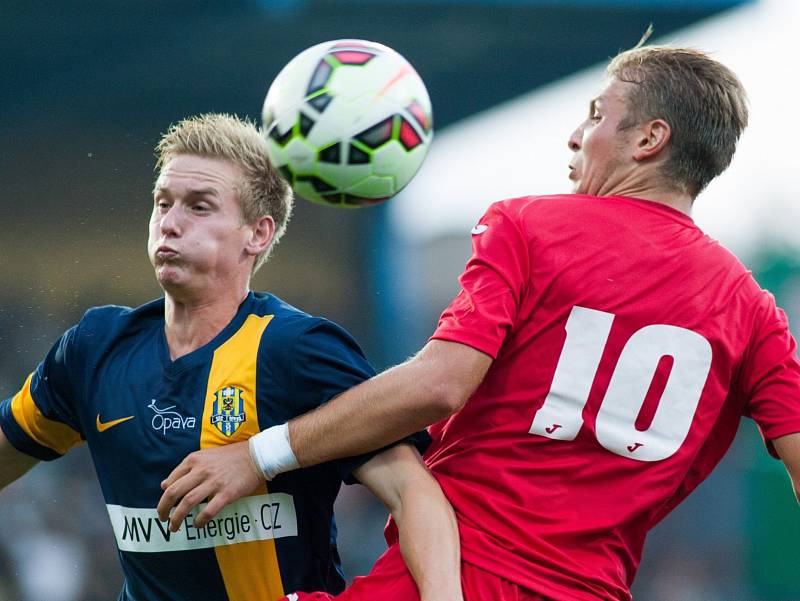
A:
607;46;748;198
155;113;293;272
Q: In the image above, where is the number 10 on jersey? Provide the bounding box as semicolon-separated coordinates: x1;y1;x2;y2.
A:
529;306;713;462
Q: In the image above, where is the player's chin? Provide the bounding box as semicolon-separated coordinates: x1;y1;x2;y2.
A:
567;171;580;193
154;266;187;290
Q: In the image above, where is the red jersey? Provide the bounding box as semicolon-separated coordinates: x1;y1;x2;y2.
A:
427;195;800;600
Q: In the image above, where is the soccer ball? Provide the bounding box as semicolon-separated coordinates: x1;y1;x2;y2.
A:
261;39;433;207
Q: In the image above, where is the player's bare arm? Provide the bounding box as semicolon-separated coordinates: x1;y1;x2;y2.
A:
0;428;39;490
158;339;491;531
774;432;800;504
352;443;463;601
289;339;492;467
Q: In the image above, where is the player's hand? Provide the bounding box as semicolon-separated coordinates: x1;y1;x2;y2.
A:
156;441;262;532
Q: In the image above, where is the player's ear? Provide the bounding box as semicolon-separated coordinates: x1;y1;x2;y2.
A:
633;119;671;161
245;215;275;257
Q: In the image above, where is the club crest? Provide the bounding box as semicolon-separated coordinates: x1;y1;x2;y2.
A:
210;386;247;436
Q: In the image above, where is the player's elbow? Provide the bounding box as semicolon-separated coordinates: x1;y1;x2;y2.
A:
408;340;484;422
410;340;490;422
425;379;469;420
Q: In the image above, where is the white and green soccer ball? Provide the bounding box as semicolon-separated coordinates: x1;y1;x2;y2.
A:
262;39;433;207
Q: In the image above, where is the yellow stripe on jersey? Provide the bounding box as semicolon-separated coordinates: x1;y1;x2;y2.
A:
10;372;83;455
200;314;286;601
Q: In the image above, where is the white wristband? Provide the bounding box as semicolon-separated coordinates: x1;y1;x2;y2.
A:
248;423;300;481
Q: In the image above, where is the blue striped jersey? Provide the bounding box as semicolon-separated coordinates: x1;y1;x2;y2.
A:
0;292;417;600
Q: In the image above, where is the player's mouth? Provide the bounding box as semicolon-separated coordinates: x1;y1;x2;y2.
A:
568;164;577;181
156;245;179;260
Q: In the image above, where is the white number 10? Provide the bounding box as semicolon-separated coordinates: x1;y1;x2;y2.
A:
529;306;712;462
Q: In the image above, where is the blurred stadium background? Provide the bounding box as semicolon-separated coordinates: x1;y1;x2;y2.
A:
1;1;798;599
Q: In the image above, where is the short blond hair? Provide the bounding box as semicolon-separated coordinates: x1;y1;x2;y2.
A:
607;46;748;198
155;113;293;272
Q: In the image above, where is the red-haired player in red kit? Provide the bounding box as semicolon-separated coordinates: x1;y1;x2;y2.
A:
158;43;800;601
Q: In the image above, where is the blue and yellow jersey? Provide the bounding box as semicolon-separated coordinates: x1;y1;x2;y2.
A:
0;292;416;601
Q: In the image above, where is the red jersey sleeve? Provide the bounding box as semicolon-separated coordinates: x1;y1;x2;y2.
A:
431;201;530;359
741;295;800;456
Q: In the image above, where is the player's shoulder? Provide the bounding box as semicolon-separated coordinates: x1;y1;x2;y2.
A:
249;293;371;382
476;195;593;240
488;193;565;213
487;194;597;223
59;299;163;365
492;193;693;218
249;292;354;346
741;274;787;327
686;230;763;294
249;292;317;331
76;298;163;340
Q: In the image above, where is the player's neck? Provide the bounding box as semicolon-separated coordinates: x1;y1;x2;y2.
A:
615;187;693;216
163;290;249;360
605;174;694;216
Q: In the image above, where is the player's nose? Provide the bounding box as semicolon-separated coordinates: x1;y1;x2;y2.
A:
159;205;183;236
567;126;582;152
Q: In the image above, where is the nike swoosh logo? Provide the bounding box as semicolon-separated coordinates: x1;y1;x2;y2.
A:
471;224;488;235
96;414;135;432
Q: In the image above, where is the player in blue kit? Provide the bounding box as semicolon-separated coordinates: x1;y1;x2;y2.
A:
0;114;462;601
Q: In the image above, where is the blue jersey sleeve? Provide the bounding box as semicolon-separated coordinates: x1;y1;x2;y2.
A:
285;318;376;411
0;324;85;460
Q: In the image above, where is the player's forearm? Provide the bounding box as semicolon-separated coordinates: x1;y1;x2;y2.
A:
394;477;463;601
774;432;800;504
290;363;448;467
355;444;463;600
0;429;39;490
289;340;490;468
